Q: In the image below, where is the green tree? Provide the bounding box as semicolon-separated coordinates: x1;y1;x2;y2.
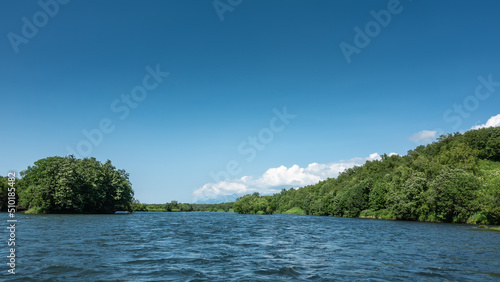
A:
427;168;479;222
388;172;427;220
475;174;500;224
369;181;387;210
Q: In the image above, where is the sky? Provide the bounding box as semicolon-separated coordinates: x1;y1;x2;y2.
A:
1;0;500;203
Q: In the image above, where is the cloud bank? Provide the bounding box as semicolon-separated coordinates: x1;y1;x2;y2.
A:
193;153;386;201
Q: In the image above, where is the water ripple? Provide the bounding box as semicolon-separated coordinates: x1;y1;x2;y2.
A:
2;212;500;281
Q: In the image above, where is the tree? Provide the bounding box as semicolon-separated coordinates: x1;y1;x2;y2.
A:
369;182;387;210
388;172;427;220
427;168;478;222
475;173;500;224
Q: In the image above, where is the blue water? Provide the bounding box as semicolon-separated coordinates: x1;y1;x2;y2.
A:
3;212;500;281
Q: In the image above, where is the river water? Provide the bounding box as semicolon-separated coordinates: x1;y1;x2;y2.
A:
3;212;500;281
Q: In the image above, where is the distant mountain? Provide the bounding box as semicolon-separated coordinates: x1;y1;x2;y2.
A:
194;193;242;204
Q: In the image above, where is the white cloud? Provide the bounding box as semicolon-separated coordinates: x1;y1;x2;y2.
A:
369;153;382;160
472;114;500;130
254;164;322;187
192;181;248;198
409;130;437;143
192;153;384;201
389;152;398;156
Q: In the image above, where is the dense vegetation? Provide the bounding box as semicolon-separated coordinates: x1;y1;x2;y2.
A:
234;127;500;225
131;200;234;213
10;156;134;214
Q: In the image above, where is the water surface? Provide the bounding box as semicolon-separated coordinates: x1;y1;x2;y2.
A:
4;212;500;281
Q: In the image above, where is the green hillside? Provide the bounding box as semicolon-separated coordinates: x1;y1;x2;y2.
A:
234;127;500;224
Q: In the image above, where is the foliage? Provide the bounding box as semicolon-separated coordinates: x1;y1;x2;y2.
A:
16;156;134;213
0;177;9;211
233;193;273;214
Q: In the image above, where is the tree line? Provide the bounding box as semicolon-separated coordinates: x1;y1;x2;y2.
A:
234;127;500;225
131;201;234;213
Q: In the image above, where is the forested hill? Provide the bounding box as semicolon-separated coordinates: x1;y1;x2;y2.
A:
234;127;500;225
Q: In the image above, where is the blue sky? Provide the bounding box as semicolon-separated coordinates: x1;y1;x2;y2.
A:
1;0;500;203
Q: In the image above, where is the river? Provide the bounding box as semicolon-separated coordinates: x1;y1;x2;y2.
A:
4;212;500;281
